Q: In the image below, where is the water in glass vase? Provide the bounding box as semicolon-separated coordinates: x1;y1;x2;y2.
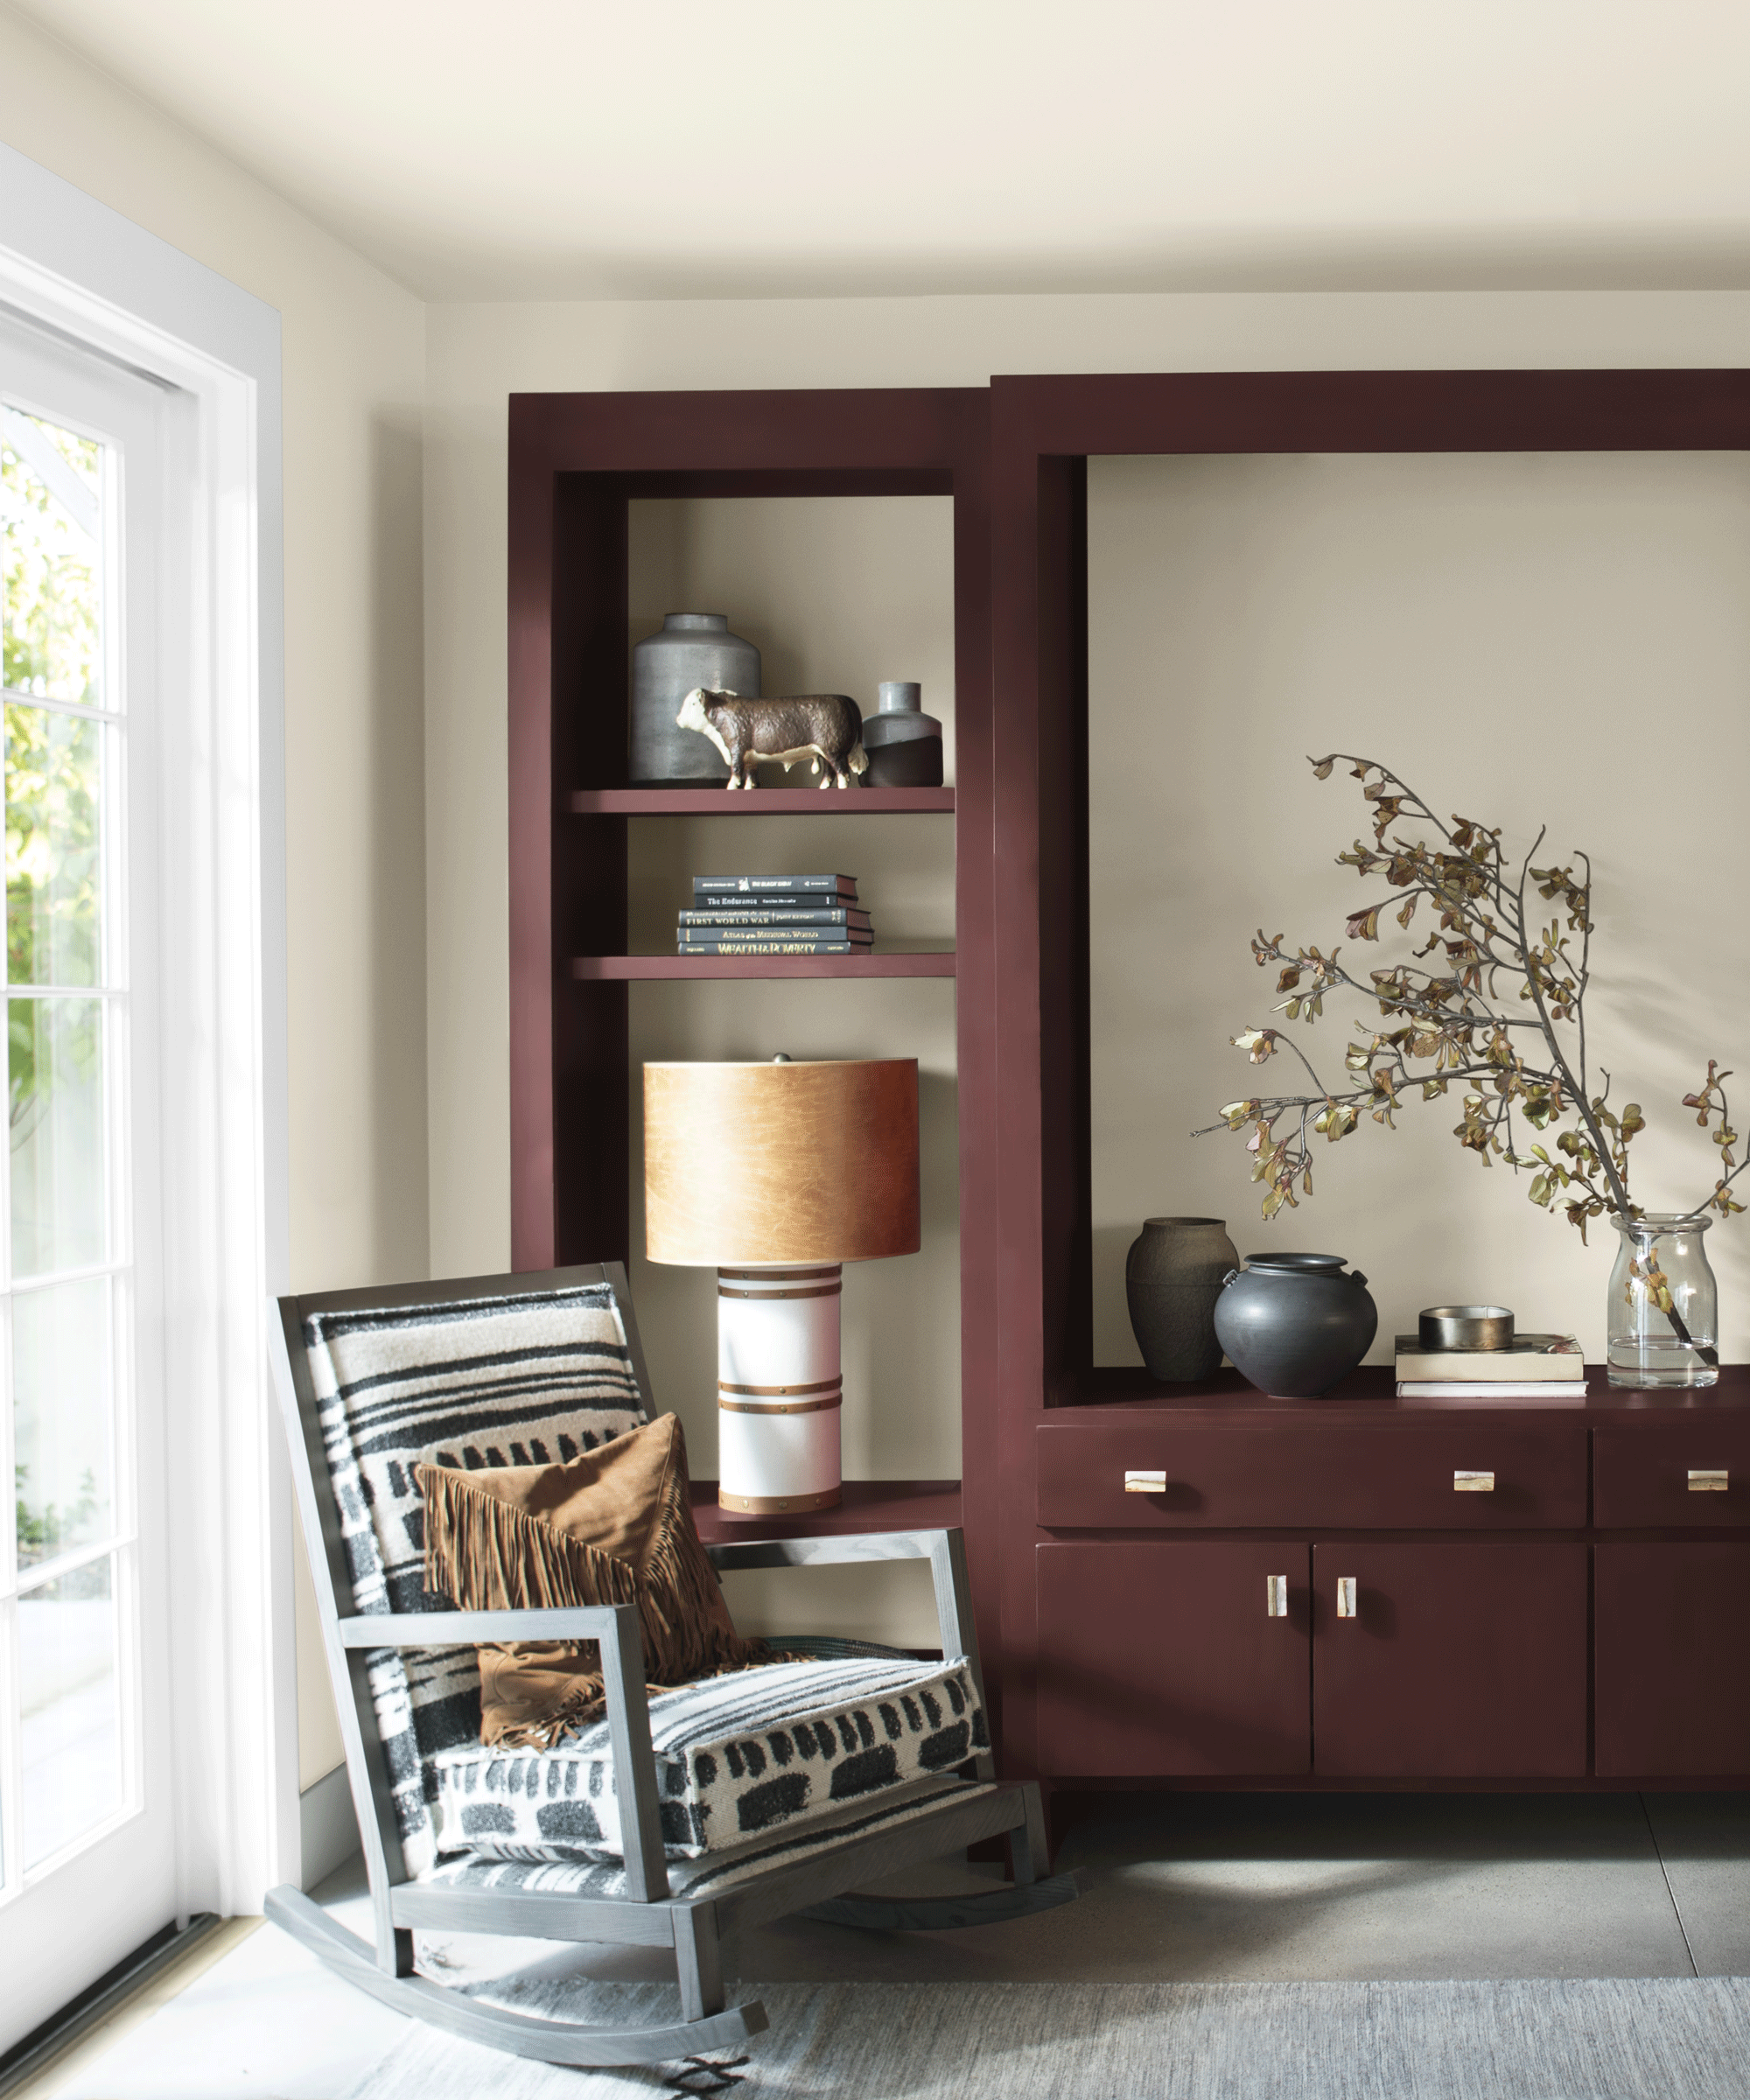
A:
1607;1212;1719;1389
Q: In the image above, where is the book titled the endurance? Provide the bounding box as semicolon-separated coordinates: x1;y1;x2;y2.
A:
694;874;858;900
678;906;872;930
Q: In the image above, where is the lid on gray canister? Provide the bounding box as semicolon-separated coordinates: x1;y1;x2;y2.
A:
878;682;923;711
664;613;730;630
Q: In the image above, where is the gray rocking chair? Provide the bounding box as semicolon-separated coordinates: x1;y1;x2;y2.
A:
265;1263;1075;2067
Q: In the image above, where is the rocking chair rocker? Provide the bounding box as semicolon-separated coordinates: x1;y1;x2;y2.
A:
265;1263;1075;2067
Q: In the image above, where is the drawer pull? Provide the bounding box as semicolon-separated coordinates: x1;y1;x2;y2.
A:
1266;1576;1288;1618
1454;1470;1495;1492
1689;1469;1729;1492
1336;1578;1357;1618
1124;1470;1168;1493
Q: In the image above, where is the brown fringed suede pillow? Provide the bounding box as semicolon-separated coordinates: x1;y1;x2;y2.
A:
416;1412;766;1748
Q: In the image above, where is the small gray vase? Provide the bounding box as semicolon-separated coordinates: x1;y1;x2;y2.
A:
1125;1217;1239;1382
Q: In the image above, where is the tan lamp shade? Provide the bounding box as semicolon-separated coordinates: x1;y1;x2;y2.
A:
644;1059;920;1266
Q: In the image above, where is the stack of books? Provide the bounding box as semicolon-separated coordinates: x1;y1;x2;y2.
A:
1396;1333;1587;1400
678;873;873;956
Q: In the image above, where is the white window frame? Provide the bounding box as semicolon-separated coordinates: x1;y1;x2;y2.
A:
0;143;291;1921
0;341;165;1924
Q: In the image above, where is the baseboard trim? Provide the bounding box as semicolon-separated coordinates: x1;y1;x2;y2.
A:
299;1764;361;1890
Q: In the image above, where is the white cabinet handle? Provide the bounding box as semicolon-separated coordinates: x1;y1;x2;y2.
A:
1454;1470;1494;1492
1124;1469;1167;1493
1336;1578;1357;1618
1689;1468;1728;1492
1266;1576;1288;1618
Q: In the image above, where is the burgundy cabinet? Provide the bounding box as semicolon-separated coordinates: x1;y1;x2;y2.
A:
1596;1544;1750;1775
1311;1544;1588;1777
1036;1543;1310;1776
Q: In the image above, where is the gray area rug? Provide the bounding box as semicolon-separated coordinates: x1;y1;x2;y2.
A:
343;1976;1750;2099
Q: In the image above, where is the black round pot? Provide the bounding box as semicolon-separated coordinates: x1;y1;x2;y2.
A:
1212;1251;1378;1397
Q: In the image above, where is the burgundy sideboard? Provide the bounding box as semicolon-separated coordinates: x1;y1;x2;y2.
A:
1027;1367;1750;1789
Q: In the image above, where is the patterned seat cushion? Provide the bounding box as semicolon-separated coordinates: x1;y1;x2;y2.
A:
304;1279;648;1875
427;1655;988;1866
420;1774;998;1901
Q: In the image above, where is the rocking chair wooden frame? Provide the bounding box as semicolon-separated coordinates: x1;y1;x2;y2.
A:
264;1264;1075;2067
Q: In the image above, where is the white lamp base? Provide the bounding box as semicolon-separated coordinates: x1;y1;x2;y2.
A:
717;1264;842;1514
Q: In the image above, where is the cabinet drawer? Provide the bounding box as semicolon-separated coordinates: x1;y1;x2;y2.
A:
1037;1421;1586;1530
1594;1419;1750;1527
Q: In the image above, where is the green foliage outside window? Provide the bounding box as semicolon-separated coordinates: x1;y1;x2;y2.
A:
3;424;104;1130
14;1460;98;1568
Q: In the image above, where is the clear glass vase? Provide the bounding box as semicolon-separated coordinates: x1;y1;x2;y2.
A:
1607;1212;1719;1389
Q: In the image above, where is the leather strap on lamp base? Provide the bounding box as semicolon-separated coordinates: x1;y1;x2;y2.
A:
716;1487;843;1516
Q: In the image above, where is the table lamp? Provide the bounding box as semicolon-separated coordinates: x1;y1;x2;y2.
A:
643;1056;920;1515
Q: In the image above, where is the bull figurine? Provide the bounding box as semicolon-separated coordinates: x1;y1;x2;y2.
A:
676;688;869;790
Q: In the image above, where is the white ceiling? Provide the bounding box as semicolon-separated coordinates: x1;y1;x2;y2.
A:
12;0;1750;301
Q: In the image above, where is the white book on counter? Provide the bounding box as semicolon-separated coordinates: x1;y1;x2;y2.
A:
1397;1380;1590;1402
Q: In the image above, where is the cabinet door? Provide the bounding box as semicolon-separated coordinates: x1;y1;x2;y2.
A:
1036;1543;1310;1776
1312;1544;1587;1777
1596;1544;1750;1777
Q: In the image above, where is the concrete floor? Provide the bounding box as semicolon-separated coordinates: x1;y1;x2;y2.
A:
18;1792;1750;2096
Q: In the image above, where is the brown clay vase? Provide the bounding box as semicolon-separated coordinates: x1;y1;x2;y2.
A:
1124;1216;1239;1381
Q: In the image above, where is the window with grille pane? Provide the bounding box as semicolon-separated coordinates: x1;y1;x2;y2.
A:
1;398;134;1886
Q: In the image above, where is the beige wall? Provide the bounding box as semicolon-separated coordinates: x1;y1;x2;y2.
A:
1088;449;1750;1367
1;13;429;1788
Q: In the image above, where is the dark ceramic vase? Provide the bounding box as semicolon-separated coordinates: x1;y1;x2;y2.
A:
1213;1251;1377;1397
1125;1217;1239;1382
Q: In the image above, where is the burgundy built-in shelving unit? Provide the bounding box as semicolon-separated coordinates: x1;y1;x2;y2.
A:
513;367;1750;1794
985;367;1750;1800
506;384;999;1662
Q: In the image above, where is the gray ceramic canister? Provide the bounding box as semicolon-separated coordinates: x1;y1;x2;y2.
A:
1213;1252;1378;1398
861;681;944;788
630;613;760;786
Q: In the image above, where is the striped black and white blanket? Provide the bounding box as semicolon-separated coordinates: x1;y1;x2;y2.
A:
304;1279;648;1874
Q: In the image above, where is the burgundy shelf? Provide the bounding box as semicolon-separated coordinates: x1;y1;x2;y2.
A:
692;1479;962;1543
573;951;956;980
570;787;956;816
1061;1362;1750;1418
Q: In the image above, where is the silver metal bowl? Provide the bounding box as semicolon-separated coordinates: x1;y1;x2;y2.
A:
1418;1305;1515;1352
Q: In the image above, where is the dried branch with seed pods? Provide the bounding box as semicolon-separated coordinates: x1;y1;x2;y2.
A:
1196;757;1746;1251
